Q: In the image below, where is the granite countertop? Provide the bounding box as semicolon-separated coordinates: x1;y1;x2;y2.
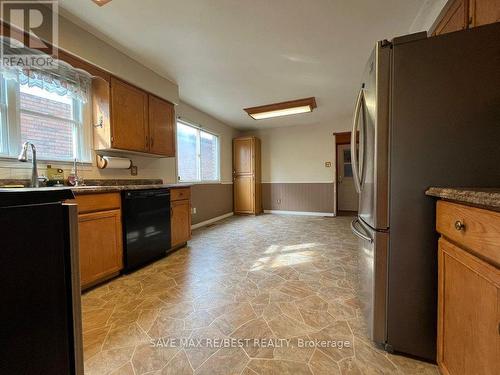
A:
426;187;500;211
71;183;191;195
0;179;192;196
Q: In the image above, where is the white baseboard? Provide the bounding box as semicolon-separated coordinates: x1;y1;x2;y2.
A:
264;210;335;217
191;212;234;230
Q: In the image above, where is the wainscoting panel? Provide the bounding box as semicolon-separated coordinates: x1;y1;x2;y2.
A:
262;183;335;213
190;183;233;224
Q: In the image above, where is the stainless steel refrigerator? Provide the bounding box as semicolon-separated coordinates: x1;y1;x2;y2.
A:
349;23;500;362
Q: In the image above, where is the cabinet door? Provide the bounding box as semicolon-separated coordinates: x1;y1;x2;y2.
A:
110;77;149;152
234;175;254;213
79;209;123;287
438;238;500;375
434;0;468;35
233;138;254;174
470;0;500;27
149;95;176;157
171;200;191;247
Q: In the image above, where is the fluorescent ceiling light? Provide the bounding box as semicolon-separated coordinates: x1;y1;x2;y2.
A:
91;0;112;6
244;97;317;120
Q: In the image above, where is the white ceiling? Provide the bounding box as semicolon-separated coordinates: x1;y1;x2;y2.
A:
59;0;425;130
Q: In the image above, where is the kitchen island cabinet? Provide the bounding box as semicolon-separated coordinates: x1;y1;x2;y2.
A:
427;188;500;375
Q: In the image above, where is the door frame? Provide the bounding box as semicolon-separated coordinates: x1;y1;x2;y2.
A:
333;131;359;215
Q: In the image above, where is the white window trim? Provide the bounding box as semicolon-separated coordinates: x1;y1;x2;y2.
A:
176;118;221;184
0;75;92;163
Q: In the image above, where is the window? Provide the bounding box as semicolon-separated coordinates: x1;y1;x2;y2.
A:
177;120;220;182
0;75;91;162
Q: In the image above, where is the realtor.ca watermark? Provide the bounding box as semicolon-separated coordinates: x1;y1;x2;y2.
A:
150;337;352;350
1;0;58;69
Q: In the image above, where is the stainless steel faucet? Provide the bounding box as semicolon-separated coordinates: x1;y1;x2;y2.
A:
18;141;39;188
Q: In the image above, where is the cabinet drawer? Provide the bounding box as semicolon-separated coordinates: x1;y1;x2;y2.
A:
76;193;121;214
171;187;191;201
436;201;500;266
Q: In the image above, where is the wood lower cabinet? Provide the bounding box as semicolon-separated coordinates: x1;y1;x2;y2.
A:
435;201;500;375
170;187;192;248
233;136;262;215
79;210;123;288
234;175;255;213
433;0;500;35
75;193;123;289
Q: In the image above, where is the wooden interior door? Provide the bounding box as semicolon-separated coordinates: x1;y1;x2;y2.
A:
438;238;500;375
78;210;123;287
171;200;191;247
234;175;254;213
110;77;149;152
149;95;176;157
434;0;468;35
470;0;500;26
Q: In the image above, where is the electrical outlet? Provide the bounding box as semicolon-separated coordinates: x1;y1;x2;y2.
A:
325;161;332;168
192;207;197;214
130;165;138;176
276;199;282;205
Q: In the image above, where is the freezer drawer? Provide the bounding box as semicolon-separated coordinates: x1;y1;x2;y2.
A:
351;217;389;345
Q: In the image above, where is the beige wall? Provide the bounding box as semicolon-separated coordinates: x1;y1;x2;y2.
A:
57;15;179;105
241;117;351;213
243;117;351;183
0;14;238;202
409;0;448;34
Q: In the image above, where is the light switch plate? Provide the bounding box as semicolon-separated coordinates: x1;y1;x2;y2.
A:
325;161;332;168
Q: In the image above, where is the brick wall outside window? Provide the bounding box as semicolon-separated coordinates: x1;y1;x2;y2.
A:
20;92;74;160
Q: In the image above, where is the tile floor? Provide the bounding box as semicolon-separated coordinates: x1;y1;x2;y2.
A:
81;214;438;375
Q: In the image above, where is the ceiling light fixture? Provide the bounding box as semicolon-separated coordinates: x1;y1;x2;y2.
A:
244;97;317;120
91;0;112;6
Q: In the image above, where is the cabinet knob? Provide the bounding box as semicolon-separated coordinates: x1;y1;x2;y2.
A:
454;220;465;231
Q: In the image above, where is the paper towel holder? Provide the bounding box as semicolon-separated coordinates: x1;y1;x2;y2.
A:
96;155;138;176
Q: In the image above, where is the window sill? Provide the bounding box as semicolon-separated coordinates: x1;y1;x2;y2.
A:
0;156;93;169
178;180;223;185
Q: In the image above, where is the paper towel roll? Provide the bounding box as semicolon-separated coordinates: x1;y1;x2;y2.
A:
97;155;132;169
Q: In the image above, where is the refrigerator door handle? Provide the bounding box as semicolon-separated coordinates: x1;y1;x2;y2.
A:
351;88;364;193
351;218;373;243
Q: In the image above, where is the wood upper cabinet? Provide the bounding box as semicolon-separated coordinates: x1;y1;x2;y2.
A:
234;137;253;174
435;201;500;375
170;187;192;248
93;77;176;156
233;137;262;215
149;95;176;157
433;0;500;35
110;77;149;152
434;0;468;35
469;0;500;26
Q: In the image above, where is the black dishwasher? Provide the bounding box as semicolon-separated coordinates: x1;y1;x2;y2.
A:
122;189;171;272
